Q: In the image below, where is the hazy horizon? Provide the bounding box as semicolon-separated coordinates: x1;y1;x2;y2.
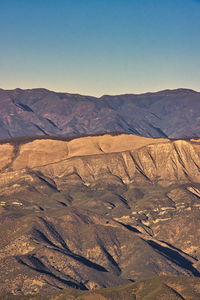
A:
1;86;200;98
1;0;200;96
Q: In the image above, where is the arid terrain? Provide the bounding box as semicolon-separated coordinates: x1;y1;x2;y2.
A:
0;133;200;299
2;276;200;300
2;0;200;296
0;88;200;139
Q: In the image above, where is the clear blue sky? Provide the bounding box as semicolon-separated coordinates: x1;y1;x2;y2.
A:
0;0;200;96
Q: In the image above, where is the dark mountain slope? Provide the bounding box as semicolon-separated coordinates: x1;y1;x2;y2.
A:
0;88;199;139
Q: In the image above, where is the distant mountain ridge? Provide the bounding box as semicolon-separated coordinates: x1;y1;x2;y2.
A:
0;87;199;139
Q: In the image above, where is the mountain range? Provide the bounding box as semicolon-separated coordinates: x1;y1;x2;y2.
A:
0;87;199;139
1;87;200;299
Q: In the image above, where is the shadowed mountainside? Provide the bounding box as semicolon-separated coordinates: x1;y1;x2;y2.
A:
0;87;200;139
2;276;200;300
1;134;200;296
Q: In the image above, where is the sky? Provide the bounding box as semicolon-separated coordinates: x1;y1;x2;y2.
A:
0;0;200;96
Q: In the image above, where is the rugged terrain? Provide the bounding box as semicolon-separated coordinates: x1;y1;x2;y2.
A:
2;276;200;300
0;87;200;139
1;133;200;298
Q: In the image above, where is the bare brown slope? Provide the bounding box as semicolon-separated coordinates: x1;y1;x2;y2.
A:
1;134;200;295
0;133;198;186
7;134;168;170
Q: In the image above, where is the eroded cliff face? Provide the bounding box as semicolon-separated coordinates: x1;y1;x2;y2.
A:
1;134;200;186
1;134;200;295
